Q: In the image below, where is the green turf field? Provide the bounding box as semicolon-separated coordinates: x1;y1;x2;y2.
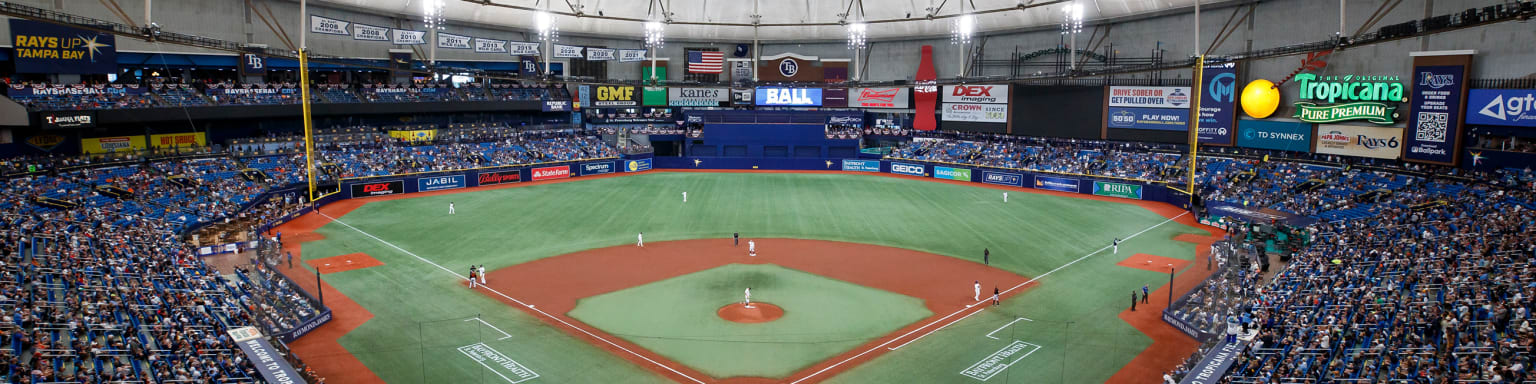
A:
299;172;1208;383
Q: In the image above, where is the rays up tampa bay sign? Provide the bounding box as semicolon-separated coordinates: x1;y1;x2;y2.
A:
1292;73;1405;124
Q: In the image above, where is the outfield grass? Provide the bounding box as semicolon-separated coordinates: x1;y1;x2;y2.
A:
300;172;1207;383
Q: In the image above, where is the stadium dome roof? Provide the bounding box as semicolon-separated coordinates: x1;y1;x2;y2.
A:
319;0;1202;42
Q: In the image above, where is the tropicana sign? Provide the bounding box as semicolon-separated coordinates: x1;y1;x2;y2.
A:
1292;73;1405;125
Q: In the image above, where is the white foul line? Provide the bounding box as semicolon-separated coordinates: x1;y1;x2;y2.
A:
984;317;1033;340
321;213;707;384
792;212;1186;383
465;317;515;340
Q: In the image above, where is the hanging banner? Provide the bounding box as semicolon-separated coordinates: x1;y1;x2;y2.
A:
1314;124;1404;159
619;49;648;62
81;136;146;154
1107;107;1190;131
8;19;118;74
592;86;638;106
437;33;472;49
554;45;584;58
942;85;1009;104
1403;56;1471;165
942;103;1008;123
913;46;939;131
508;42;540;56
308;15;349;35
1109;86;1192;108
228;327;309;384
392;29;426;45
474;38;508;53
1198;62;1239;145
587;48;616;61
390;51;413;77
241;53;267;76
851;88;910;109
351;23;390;41
642;66;668;106
669;88;727;106
150;132;207;148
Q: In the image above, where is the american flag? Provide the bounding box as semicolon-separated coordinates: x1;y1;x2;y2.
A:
687;51;724;73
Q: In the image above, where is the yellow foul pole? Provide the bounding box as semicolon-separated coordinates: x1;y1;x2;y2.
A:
299;50;317;203
1187;56;1205;207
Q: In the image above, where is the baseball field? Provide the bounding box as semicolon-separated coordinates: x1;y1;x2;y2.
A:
272;170;1220;384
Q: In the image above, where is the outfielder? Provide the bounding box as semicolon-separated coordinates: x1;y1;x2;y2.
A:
449;202;455;215
744;287;753;308
1003;192;1008;203
637;232;644;247
1113;238;1120;254
682;191;688;203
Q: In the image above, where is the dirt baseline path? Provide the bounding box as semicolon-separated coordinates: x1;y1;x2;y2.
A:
476;239;1035;384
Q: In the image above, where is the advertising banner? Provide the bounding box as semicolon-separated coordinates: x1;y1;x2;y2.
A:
1033;176;1079;193
841;159;881;172
9;19;118;74
81;136;145;154
350;180;403;198
942;103;1008;123
889;162;926;176
437;33;472;49
641;66;668;106
619;49;648;62
851;88;910;108
541;100;572;112
592;86;638;106
352;23;390;41
417;175;465;192
1236;120;1313;152
933;166;972;181
1109;86;1192;108
1176;339;1248;384
1106;107;1189;131
1199;63;1239;145
1093;181;1143;199
982;171;1024;187
731;88;753;105
1314;124;1404;159
827;115;863;126
580;161;615;176
668;88;728;106
1403;64;1467;164
230;329;309;384
41;110;97;129
1467;89;1536;127
308;15;349;35
150;132;207;148
477;170;521;185
942;85;1009;104
241;53;267;76
586;48;616;61
754;87;822;106
1204;201;1317;226
913;45;938;131
531;166;571;181
392;29;426;45
277;310;332;343
554;44;584;58
507;42;540;56
624;158;653;172
473;38;508;53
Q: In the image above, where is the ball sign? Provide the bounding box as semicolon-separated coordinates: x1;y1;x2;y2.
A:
1241;79;1281;119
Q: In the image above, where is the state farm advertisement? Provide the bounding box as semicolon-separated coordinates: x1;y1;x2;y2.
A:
851;88;910;108
350;180;403;198
942;85;1008;104
942;103;1008;123
530;165;571;181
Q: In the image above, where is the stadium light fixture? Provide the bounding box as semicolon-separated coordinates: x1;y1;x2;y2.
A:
422;0;446;31
847;21;868;50
951;13;975;45
644;20;665;48
535;10;558;41
1060;3;1084;36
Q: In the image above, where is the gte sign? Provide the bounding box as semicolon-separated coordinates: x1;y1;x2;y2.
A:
942;85;1008;104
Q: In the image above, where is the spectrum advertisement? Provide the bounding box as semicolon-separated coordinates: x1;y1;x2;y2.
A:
841;160;881;172
933;166;972;181
580;161;615;176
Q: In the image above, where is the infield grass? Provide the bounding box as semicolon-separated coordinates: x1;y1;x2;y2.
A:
298;171;1208;383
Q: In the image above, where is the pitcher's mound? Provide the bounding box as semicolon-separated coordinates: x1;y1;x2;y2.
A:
717;302;784;323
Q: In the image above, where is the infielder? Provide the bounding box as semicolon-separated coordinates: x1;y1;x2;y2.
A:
637;232;644;247
744;287;753;308
973;280;981;301
748;240;756;256
1113;238;1120;254
449;202;455;215
478;265;487;284
992;287;1000;306
468;266;478;289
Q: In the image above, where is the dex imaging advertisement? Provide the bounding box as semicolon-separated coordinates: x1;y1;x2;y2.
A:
1466;89;1536;127
942;85;1008;104
9;19;118;74
351;180;404;198
1199;63;1239;145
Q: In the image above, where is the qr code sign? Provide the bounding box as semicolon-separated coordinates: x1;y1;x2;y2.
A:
1415;112;1447;142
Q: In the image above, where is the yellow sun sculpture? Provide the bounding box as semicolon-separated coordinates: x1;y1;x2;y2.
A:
1240;79;1281;119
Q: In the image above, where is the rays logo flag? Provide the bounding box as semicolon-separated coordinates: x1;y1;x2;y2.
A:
9;19;117;74
688;51;725;73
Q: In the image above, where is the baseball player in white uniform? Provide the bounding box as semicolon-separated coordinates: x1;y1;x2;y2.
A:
637;232;644;247
682;191;687;203
478;265;486;284
748;240;756;256
744;287;753;308
974;281;981;301
1003;192;1008;203
449;202;455;215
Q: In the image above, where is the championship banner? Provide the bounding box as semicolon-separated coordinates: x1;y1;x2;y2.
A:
150;132;207;148
418;175;465;192
586;48;616;61
438;33;472;49
851;88;910;108
554;45;584;58
668;88;728;106
308;15;349;35
592;86;638;106
1033;176;1079;193
508;42;540;56
619;49;648;62
392;30;426;45
9;19;117;74
531;166;571;181
1198;63;1239;145
624;159;653;172
474;38;508;53
1107;107;1190;131
81;136;146;154
1403;52;1472;165
1314;124;1403;159
1109;86;1192;108
351;23;390;41
41;111;96;129
942;103;1007;123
